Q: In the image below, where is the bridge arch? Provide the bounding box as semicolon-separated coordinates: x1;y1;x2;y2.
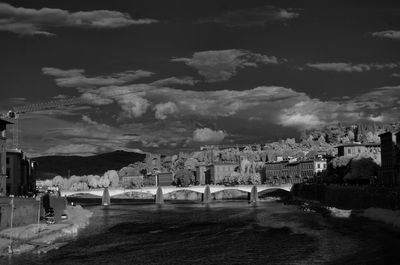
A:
61;184;293;198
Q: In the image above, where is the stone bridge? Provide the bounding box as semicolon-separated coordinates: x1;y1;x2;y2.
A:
61;184;293;198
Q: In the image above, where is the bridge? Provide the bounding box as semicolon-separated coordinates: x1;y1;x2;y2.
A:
61;184;293;198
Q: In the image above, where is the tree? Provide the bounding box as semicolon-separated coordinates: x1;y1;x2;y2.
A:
344;157;378;181
347;130;355;142
104;170;120;187
174;169;194;187
184;157;198;171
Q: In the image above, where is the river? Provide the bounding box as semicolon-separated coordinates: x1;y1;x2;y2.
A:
3;200;400;264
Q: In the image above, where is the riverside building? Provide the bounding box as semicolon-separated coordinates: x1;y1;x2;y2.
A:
379;131;400;186
264;158;327;184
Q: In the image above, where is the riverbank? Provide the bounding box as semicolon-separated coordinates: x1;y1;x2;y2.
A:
291;183;400;210
290;183;400;229
0;205;92;255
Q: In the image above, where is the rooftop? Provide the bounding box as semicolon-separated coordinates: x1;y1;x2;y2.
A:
335;142;380;148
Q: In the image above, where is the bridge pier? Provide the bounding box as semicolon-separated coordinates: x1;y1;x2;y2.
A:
202;185;212;203
249;185;258;203
102;187;111;206
155;186;164;204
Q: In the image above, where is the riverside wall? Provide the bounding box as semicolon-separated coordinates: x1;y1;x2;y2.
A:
0;198;39;229
291;183;400;210
0;197;67;229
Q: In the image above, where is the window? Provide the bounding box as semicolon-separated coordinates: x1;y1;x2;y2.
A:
317;164;320;169
6;168;10;178
348;149;351;154
358;148;361;153
6;157;9;164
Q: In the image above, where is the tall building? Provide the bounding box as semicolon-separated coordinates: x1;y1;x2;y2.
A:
6;150;36;196
0;118;12;196
379;131;400;185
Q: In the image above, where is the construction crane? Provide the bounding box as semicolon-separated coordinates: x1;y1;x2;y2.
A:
0;97;87;149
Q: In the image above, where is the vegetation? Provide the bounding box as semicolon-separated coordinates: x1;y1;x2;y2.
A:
172;169;194;187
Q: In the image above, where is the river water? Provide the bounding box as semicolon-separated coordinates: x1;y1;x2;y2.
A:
4;200;400;264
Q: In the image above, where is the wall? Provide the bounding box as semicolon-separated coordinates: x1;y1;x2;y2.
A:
292;183;400;210
0;197;39;229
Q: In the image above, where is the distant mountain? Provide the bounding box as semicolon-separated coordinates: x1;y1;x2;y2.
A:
33;150;146;179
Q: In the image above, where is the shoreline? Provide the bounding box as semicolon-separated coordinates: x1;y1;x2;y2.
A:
0;205;93;256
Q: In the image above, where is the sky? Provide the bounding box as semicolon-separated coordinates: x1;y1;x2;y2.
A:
0;0;399;156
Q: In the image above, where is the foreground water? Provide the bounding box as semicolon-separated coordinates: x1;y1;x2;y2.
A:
3;200;400;264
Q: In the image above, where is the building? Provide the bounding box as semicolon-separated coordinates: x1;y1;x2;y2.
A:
157;172;173;186
195;164;207;185
336;143;381;162
265;159;327;184
6;149;36;196
0;118;12;196
207;162;239;184
379;131;400;185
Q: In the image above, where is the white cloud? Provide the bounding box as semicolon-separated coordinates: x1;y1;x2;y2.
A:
44;66;400;134
150;76;197;87
371;30;400;41
0;3;158;36
199;6;299;28
193;128;226;143
42;67;153;88
306;62;399;72
172;49;281;82
45;144;100;156
118;95;150;118
153;102;178;120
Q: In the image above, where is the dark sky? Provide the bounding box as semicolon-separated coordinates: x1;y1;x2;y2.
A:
0;0;399;156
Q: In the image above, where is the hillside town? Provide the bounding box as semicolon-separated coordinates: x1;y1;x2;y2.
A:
1;120;398;195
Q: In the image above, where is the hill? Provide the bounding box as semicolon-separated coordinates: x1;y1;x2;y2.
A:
33;150;146;179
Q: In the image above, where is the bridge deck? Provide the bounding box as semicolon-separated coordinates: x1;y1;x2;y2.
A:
61;184;292;198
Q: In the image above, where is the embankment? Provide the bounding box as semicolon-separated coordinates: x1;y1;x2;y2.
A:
0;205;92;255
292;183;400;210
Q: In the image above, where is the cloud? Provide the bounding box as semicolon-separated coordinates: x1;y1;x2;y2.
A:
306;62;399;72
371;30;400;40
153;102;178;120
45;143;102;155
80;84;303;120
149;76;197;87
172;49;281;82
193;128;226;143
0;2;158;36
41;65;400;153
199;5;299;27
392;73;400;77
118;95;150;118
42;67;153;88
45;64;400;130
277;85;400;129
